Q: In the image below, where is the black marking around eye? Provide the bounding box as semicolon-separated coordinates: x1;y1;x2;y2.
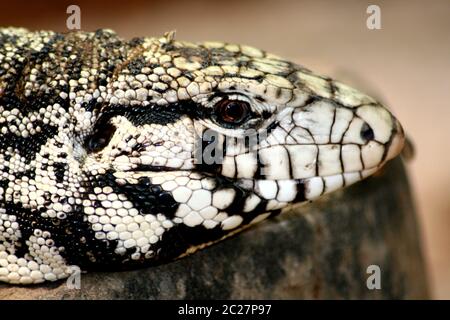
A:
99;100;203;127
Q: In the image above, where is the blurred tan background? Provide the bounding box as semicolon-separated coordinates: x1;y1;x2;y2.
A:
0;0;448;299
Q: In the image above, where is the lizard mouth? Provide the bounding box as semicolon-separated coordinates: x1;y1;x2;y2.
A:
125;159;384;179
128;165;191;172
297;166;383;201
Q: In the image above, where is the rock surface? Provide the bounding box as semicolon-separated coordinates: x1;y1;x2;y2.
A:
0;158;428;299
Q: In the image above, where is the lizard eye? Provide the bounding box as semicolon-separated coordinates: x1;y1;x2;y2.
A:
85;121;117;153
214;99;250;126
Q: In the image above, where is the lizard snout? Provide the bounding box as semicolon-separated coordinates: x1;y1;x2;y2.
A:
385;118;406;163
355;105;405;168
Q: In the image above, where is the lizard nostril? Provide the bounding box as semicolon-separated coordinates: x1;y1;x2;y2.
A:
360;122;375;142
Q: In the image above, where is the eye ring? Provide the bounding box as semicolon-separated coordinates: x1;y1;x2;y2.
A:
214;98;250;126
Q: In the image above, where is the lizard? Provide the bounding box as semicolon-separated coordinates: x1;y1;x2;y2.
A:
0;27;405;285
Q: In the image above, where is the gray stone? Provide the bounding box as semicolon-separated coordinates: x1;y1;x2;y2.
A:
0;158;428;299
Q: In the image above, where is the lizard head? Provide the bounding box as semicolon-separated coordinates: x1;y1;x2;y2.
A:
78;32;405;261
0;29;406;283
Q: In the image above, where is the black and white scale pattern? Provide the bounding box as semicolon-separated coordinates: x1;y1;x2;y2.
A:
0;28;405;284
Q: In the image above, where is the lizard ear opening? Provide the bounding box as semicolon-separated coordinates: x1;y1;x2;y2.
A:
85;120;117;153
